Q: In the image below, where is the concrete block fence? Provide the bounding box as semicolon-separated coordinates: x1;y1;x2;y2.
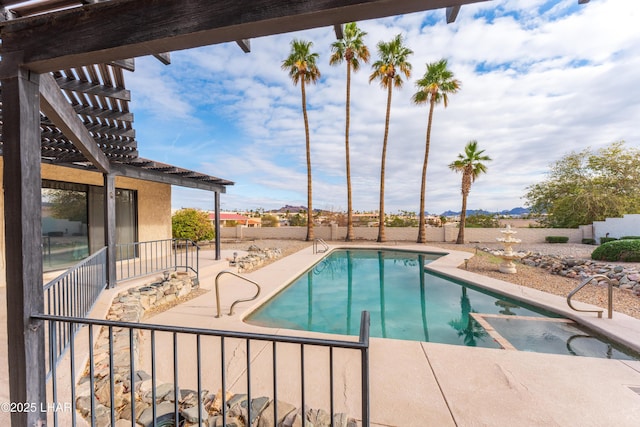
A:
221;224;591;244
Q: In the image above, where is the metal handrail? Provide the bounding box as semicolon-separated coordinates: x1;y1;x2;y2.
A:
215;270;261;317
313;238;329;254
567;274;613;319
33;311;370;427
115;238;199;282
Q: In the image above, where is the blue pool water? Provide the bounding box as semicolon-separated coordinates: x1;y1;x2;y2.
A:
246;249;639;360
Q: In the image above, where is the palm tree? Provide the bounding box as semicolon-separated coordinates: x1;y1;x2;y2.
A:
449;140;492;244
369;34;413;242
282;39;321;241
330;22;370;242
412;59;461;243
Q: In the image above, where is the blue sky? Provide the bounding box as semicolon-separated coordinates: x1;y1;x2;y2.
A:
127;0;640;215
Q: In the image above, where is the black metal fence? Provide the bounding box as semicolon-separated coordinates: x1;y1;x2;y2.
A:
116;238;199;282
42;247;108;379
33;311;370;427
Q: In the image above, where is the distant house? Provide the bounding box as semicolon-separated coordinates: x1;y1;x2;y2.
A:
210;212;261;228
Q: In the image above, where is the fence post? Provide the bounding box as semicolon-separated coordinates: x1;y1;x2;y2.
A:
359;311;370;427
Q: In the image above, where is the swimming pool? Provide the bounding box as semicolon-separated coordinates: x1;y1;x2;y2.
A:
245;249;639;360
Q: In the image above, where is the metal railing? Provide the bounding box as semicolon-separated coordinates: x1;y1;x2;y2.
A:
116;238;199;282
215;270;261;317
42;247;108;378
33;311;371;427
567;274;613;319
313;238;329;254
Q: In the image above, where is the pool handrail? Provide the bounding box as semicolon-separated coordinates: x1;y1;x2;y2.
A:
313;238;329;254
215;270;261;317
567;274;613;319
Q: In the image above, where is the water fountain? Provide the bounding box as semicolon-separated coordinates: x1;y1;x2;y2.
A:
494;224;525;274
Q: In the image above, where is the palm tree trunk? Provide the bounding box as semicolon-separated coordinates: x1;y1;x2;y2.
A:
301;80;314;241
456;192;467;244
417;98;436;244
456;172;471;244
345;62;354;242
377;83;393;242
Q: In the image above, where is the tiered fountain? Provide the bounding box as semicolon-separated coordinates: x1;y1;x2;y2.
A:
495;224;525;274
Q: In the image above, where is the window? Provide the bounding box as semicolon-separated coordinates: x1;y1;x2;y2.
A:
42;180;138;272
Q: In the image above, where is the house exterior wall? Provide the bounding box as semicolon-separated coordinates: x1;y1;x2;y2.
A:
0;159;172;287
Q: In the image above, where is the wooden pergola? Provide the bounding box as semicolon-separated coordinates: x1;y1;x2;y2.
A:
0;1;487;425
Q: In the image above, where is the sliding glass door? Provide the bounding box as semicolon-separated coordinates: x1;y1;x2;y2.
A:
43;180;138;271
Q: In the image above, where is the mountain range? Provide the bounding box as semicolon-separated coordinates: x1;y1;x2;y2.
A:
439;207;531;217
270;205;531;217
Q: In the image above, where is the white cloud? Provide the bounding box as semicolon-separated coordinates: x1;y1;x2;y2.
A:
128;0;640;215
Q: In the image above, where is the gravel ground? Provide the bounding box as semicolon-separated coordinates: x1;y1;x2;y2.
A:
221;240;640;320
431;242;640;319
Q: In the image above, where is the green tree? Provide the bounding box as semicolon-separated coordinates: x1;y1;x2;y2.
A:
260;214;279;227
330;22;370;242
524;141;640;228
412;59;461;243
369;34;413;242
449;141;492;244
289;213;307;226
44;189;88;224
171;208;214;242
282;39;321;241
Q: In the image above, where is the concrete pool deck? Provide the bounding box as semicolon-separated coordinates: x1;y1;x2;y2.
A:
2;243;640;426
147;243;640;426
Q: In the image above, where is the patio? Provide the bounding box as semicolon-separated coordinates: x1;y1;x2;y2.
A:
4;244;638;426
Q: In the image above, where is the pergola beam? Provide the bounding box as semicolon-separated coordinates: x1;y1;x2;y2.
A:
0;0;489;73
235;39;251;53
39;73;111;173
110;163;228;193
446;6;461;23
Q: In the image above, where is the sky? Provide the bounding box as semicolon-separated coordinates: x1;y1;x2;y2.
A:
126;0;640;216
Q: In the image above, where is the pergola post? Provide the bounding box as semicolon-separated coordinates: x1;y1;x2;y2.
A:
104;173;117;288
215;191;221;260
1;66;47;426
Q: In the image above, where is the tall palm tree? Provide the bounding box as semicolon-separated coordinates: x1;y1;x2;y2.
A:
412;59;461;243
330;22;370;242
282;39;321;241
449;140;492;244
369;34;413;242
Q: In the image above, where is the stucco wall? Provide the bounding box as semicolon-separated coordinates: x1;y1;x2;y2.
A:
0;160;171;287
593;214;640;241
221;224;586;243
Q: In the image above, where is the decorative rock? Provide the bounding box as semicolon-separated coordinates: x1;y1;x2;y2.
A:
209;390;234;414
307;408;331;427
208;415;243;427
182;404;207;424
257;400;296;427
138;401;175;427
231;396;270;426
480;248;640;300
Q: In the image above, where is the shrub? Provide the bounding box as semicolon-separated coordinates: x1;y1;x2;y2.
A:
600;237;617;244
545;236;569;243
581;238;596;245
621;236;640;240
172;208;214;242
591;239;640;262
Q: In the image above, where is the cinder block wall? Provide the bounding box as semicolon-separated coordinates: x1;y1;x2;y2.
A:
220;224;586;243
